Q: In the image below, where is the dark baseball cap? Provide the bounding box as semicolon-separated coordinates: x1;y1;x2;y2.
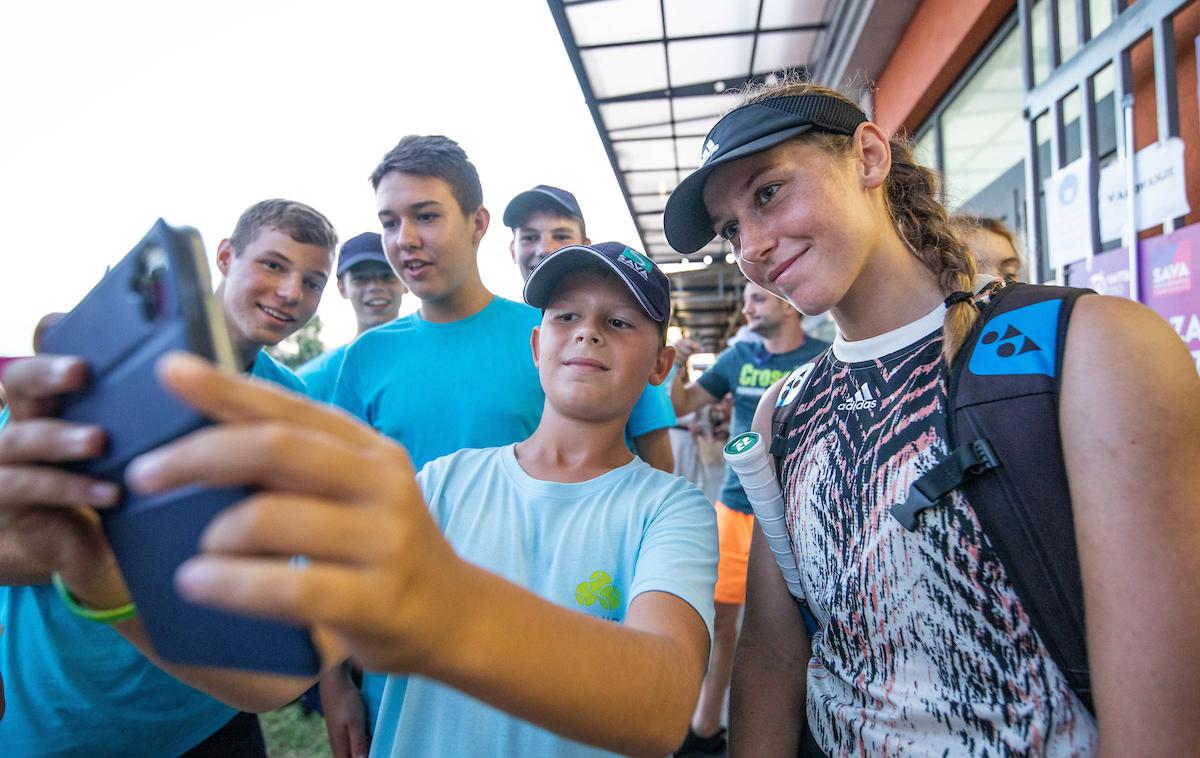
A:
663;94;868;254
503;185;584;229
524;241;670;324
336;232;389;277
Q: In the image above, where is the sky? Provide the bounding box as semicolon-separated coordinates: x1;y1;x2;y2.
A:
0;0;642;356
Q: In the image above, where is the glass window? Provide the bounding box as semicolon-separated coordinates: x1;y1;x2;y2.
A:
753;30;819;72
1059;0;1080;62
1031;0;1050;86
664;0;758;37
939;25;1026;208
583;44;667;100
568;0;661;47
914;128;938;171
613;138;677;172
1062;87;1083;164
668;36;755;88
1089;0;1113;38
1092;63;1118;162
760;0;828;28
1035;112;1053;184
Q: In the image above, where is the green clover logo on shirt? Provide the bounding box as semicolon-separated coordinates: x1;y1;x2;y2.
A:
575;570;621;611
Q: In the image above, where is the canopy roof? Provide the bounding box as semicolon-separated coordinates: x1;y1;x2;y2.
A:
547;0;835;348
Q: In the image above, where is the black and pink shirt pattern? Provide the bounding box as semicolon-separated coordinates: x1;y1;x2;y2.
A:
774;304;1096;756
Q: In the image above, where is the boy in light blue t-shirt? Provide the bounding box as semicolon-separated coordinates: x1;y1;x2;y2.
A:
504;184;677;471
5;240;717;758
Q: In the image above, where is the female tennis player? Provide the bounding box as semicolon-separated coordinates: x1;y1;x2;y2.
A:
663;77;1200;757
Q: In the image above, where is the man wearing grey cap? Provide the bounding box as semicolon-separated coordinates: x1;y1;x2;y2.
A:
298;232;406;402
504;185;677;473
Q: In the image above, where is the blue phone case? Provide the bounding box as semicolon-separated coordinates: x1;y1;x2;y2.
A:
40;219;320;677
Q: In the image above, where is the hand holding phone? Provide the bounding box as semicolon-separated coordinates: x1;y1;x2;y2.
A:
38;219;319;676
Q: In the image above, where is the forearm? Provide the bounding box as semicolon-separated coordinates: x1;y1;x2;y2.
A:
60;564;321;712
671;375;716;418
728;612;807;756
108;615;320;712
0;534;51;585
426;564;705;757
729;521;808;756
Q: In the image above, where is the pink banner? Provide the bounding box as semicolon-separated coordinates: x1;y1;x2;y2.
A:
1141;225;1200;370
1066;221;1200;372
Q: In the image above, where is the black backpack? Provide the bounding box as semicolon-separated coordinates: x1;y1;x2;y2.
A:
772;282;1094;716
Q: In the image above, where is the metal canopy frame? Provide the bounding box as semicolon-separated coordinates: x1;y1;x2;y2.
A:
547;0;834;348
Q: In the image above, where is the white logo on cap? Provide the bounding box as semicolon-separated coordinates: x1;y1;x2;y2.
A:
700;138;720;164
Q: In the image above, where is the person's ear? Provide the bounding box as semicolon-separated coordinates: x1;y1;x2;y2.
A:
855;122;892;191
471;206;490;246
337;276;348;299
648;343;676;386
509;236;518;264
216;239;235;276
530;326;541;368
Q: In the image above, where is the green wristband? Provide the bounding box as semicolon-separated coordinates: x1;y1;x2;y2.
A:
52;572;138;624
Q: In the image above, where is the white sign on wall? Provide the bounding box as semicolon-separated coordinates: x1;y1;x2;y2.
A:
1098;137;1191;241
1043;156;1095;269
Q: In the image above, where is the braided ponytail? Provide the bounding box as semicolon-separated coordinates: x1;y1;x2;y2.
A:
882;139;979;362
740;75;979;363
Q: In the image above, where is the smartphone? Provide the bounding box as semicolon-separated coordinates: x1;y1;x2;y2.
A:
40;219;320;677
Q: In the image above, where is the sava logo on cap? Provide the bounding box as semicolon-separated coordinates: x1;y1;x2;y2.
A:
617;247;653;280
836;383;877;412
700;138;720;164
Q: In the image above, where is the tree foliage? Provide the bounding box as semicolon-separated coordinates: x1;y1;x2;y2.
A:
267;314;326;369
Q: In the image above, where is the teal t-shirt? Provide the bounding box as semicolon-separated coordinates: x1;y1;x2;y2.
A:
333;297;545;470
626;375;675;443
697;337;829;512
249;347;308;395
296;343;349;404
370;445;717;757
0;351;305;757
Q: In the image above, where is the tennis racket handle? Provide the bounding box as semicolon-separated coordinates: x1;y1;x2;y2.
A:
724;432;804;599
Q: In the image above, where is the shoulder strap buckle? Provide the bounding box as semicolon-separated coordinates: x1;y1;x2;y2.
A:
891;438;1000;531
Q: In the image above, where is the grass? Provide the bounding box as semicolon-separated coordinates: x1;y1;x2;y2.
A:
259;702;332;758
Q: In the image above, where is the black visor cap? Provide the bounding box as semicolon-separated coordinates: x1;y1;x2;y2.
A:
663;94;867;254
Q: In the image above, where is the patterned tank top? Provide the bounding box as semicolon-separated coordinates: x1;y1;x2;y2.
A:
773;302;1096;756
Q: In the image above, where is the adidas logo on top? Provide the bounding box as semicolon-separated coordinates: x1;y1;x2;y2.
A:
836;383;878;412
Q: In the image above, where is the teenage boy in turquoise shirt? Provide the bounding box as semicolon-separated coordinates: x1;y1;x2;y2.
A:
0;198;337;757
0;241;718;757
310;138;546;753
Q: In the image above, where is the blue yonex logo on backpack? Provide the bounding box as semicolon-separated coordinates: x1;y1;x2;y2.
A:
968;299;1062;378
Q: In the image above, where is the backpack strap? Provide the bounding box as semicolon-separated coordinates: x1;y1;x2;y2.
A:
769;361;818;462
890;438;1000;530
944;282;1095;714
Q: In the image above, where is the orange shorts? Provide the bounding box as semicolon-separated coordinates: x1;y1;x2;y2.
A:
713;501;756;605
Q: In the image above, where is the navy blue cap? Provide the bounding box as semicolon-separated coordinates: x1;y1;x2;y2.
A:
503;185;584;229
524;241;670;323
663;94;868;254
336;232;389;277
